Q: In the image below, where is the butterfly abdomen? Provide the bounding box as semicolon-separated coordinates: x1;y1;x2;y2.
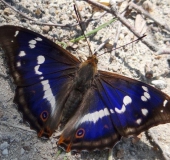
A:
60;55;98;125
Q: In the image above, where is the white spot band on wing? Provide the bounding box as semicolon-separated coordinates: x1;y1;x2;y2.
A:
115;105;126;114
115;96;132;114
34;65;42;75
110;109;114;113
16;61;21;67
14;31;19;37
80;108;110;124
144;92;150;99
141;108;148;116
163;100;168;107
29;40;37;44
37;55;45;64
141;96;147;102
29;44;35;49
19;51;26;57
123;96;132;105
41;80;56;114
136;118;142;124
35;37;42;41
142;86;148;92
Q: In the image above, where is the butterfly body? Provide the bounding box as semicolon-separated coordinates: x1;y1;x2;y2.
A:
60;55;98;125
0;25;170;152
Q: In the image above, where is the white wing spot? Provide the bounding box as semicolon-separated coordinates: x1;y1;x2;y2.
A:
29;44;35;48
144;92;150;99
39;76;44;80
142;86;148;92
115;96;131;114
141;96;147;101
123;96;132;105
141;86;150;102
163;100;168;107
136;118;142;124
80;108;110;124
35;37;42;41
16;61;21;67
110;109;114;113
14;31;19;37
37;55;45;64
141;108;148;116
19;51;26;57
82;113;90;123
29;40;37;44
41;80;56;114
160;110;163;113
34;65;42;75
104;108;110;116
115;105;126;114
28;40;37;49
11;40;14;42
91;112;98;124
99;110;104;118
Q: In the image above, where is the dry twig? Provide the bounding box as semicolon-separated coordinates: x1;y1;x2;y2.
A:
156;48;170;55
129;2;170;33
85;0;160;52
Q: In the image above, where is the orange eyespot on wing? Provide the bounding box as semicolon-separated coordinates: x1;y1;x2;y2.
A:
40;111;49;122
75;128;85;138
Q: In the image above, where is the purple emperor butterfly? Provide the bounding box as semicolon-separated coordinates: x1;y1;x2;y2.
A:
0;25;170;152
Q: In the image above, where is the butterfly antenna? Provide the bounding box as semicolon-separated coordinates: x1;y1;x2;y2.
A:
73;2;93;56
97;35;146;57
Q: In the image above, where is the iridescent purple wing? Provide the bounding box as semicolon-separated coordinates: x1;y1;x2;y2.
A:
58;70;170;151
0;25;80;137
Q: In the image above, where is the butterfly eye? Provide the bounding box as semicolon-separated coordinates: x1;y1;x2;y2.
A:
75;128;85;138
40;111;49;121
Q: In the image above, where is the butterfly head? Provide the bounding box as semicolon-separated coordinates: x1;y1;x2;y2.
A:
86;54;98;64
82;54;98;71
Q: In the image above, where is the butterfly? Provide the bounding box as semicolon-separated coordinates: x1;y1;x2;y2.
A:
0;25;170;152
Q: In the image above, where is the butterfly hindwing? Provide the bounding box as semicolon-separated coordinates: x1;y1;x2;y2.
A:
0;25;80;137
58;87;121;152
58;70;170;151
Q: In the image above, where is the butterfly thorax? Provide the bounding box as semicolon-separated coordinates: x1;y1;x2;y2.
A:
75;55;98;89
60;55;98;125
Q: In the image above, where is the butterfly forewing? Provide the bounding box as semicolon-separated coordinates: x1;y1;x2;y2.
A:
98;71;170;135
0;25;80;137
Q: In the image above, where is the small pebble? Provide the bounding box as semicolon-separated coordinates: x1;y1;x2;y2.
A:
3;8;11;16
23;145;31;151
49;7;56;16
130;150;136;156
1;116;8;121
0;142;9;150
42;26;50;33
21;148;25;155
151;79;167;89
2;148;8;155
116;149;124;158
142;0;154;13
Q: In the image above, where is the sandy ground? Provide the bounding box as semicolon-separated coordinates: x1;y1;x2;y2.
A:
0;0;170;159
